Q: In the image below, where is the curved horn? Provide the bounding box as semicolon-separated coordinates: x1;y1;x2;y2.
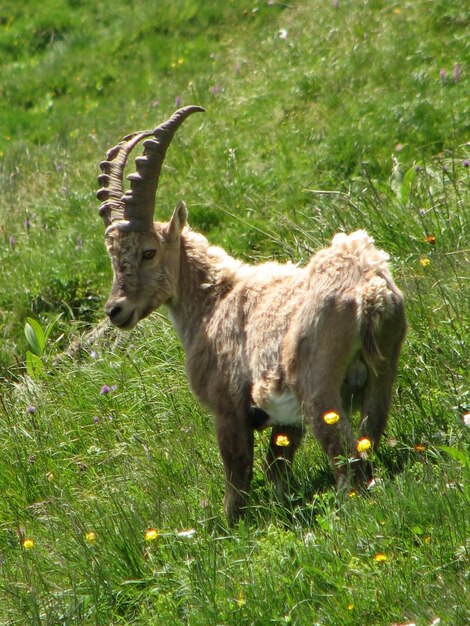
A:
97;106;205;231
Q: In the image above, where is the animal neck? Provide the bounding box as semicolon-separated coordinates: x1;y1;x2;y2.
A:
165;229;243;349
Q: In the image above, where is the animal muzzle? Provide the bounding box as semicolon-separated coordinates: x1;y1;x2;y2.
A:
105;296;137;329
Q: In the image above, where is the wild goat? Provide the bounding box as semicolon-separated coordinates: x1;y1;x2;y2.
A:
97;106;406;523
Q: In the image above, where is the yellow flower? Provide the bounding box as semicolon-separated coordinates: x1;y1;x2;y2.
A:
323;411;340;425
22;538;34;550
85;531;97;543
373;552;388;562
356;437;372;453
414;443;426;453
347;603;354;610
420;258;430;267
275;434;290;447
348;489;358;498
144;528;159;541
237;589;246;607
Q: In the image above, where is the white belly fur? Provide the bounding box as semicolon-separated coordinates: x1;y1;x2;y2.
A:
259;391;303;426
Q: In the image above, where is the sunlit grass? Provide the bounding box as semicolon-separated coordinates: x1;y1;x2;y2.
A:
0;0;469;624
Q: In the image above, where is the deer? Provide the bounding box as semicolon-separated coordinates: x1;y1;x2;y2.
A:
96;106;406;524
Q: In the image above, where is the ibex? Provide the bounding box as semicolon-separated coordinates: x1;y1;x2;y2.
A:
97;106;406;523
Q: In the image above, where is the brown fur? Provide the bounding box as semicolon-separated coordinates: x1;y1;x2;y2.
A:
105;212;406;523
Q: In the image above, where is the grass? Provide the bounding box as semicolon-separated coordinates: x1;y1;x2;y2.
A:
0;0;469;624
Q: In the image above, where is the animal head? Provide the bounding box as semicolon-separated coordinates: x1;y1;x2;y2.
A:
97;106;204;329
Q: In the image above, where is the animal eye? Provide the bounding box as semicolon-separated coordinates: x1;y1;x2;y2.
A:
142;249;156;260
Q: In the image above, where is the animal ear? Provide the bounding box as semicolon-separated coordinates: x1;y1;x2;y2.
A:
167;200;188;242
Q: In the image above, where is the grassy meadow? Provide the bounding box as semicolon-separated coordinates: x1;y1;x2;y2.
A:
0;0;469;624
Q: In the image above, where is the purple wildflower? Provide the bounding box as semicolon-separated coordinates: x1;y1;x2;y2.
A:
100;384;110;395
27;405;36;414
93;415;100;424
439;68;447;81
463;159;469;168
111;384;118;391
419;209;426;217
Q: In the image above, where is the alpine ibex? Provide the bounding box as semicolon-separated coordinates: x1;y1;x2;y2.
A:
97;106;406;523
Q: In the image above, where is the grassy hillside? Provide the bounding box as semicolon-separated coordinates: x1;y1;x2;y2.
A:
0;1;469;624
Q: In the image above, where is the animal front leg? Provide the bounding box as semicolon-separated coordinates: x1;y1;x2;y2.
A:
215;414;254;525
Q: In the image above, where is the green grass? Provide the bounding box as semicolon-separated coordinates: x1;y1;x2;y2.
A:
0;0;469;624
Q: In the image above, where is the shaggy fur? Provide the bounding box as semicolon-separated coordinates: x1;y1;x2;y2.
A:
105;209;406;523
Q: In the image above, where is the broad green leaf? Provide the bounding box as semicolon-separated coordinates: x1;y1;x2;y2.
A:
439;445;470;469
25;318;45;356
26;350;44;378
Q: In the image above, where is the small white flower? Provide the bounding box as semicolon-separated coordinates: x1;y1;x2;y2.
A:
278;29;288;40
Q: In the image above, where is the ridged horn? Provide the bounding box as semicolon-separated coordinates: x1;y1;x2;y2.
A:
97;106;205;231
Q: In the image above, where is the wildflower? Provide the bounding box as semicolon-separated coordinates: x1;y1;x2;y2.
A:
356;437;372;453
144;528;159;541
439;68;447;81
46;472;54;482
462;413;470;428
347;603;354;610
463;159;469;168
22;538;34;550
177;528;196;538
275;434;290;447
85;531;97;543
426;234;436;245
236;589;246;607
373;552;387;562
453;63;461;83
278;29;288;40
27;405;36;414
111;384;118;391
9;236;16;250
323;410;340;425
393;7;401;14
418;208;426;216
24;218;31;231
348;489;358;498
100;384;110;395
420;258;430;267
175;95;182;107
414;443;426;453
93;415;99;424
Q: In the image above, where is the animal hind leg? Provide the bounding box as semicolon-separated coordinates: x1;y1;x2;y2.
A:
292;308;361;489
359;330;404;450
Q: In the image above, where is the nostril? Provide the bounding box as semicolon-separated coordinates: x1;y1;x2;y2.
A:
107;305;122;320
